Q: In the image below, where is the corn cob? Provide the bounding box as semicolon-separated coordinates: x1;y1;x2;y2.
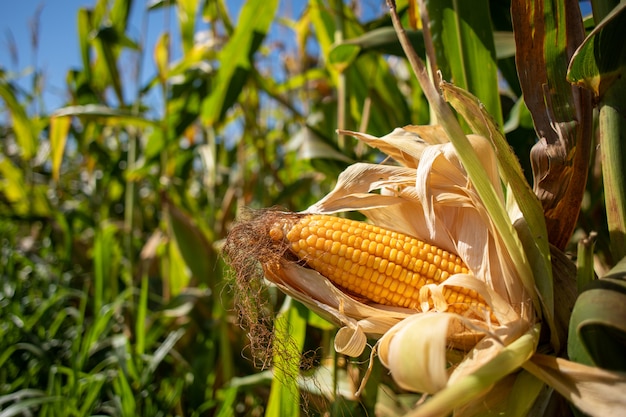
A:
270;214;488;315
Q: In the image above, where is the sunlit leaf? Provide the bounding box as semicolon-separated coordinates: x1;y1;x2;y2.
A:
77;8;92;80
165;196;215;287
52;105;157;128
310;0;411;135
168;234;191;297
0;81;37;160
49;116;72;181
0;157;50;217
177;0;199;53
328;44;360;72
201;0;279;125
154;33;170;83
427;0;503;127
567;2;626;98
332;26;426;58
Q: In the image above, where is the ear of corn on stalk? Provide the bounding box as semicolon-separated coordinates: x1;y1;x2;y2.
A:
269;213;490;317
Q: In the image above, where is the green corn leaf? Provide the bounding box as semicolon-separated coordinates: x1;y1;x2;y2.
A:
0;156;28;212
568;257;626;372
201;0;279;125
0;156;50;217
567;2;626;98
0;81;38;160
49;116;72;181
165;196;215;288
167;233;191;297
93;222;121;312
52;105;157;128
310;0;411;135
0;396;63;417
330;26;426;61
177;0;199;53
426;0;503;127
93;26;125;103
77;374;106;416
154;33;170;83
77;8;92;80
328;44;361;72
265;299;308;417
112;369;137;417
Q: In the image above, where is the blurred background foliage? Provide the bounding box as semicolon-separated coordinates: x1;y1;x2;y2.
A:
0;0;623;416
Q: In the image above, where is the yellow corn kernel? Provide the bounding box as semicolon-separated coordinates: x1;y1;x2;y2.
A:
275;214;488;315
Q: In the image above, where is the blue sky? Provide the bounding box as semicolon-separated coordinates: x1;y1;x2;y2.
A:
1;1;594;113
0;0;307;112
1;1;95;110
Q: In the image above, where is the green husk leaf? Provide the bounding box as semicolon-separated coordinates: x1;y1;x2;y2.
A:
406;325;539;417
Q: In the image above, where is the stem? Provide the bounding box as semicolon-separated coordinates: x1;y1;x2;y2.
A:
333;0;347;149
599;76;626;260
577;231;597;292
417;0;440;83
386;0;462;136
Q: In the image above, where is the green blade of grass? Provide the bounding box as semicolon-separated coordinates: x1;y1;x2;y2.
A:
0;397;63;417
135;273;149;357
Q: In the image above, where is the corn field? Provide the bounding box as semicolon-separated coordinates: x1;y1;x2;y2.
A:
1;0;626;416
